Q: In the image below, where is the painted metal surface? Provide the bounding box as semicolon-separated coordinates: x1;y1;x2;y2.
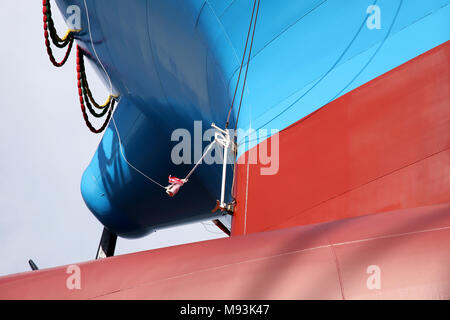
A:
0;203;449;299
52;0;449;237
232;41;450;235
5;0;446;299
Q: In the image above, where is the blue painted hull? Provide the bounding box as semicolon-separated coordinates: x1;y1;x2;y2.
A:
55;0;449;238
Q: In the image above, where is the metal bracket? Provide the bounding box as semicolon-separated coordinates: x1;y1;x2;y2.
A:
96;227;117;259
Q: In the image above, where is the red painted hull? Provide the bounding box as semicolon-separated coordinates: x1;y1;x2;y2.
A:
3;31;449;301
0;203;449;299
232;41;450;236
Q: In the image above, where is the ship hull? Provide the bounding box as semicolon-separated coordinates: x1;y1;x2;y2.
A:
232;41;450;235
1;203;449;299
53;0;450;237
0;0;449;299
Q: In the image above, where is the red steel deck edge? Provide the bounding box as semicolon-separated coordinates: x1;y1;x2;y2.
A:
0;203;449;299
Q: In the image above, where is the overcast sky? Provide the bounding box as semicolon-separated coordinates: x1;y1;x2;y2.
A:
0;1;225;277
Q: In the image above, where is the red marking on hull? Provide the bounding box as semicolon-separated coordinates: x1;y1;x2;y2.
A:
232;41;450;236
0;204;449;299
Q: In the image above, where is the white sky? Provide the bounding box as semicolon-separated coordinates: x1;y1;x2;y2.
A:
0;1;225;277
